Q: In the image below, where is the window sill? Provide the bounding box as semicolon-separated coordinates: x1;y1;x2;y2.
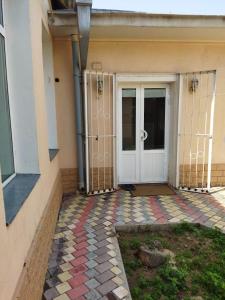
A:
3;174;40;225
49;149;59;161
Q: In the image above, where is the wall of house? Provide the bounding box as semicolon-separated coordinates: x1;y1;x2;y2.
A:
0;1;62;300
53;39;225;188
53;39;78;193
87;41;225;163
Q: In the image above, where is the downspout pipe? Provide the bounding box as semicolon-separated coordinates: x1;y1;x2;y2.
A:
72;35;85;190
75;0;92;70
71;0;92;190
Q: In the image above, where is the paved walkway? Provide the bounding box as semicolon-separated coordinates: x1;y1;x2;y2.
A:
43;189;225;300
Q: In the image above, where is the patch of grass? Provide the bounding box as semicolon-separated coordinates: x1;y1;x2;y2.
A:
129;237;141;250
143;295;154;300
123;257;142;276
157;264;188;294
172;222;198;235
137;275;151;288
119;239;129;252
130;286;142;299
118;223;225;300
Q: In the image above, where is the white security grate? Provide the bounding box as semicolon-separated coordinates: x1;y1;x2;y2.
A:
84;70;116;195
177;70;216;193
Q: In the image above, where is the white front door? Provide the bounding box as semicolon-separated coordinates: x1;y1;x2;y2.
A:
117;83;169;184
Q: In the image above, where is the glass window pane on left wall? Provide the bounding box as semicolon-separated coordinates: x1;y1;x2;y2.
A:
0;0;3;26
0;34;14;182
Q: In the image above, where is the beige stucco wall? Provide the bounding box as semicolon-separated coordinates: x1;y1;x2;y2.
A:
53;39;77;169
0;1;61;300
54;39;225;168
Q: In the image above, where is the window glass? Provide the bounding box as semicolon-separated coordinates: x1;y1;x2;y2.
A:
122;89;136;151
0;0;3;26
0;35;14;181
144;88;165;150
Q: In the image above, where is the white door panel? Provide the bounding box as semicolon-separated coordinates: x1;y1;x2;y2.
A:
119;153;138;183
141;152;166;182
118;83;169;184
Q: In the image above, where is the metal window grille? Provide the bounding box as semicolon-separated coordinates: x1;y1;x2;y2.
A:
84;70;116;195
177;70;216;193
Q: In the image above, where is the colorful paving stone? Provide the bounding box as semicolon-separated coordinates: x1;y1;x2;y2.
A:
43;189;225;300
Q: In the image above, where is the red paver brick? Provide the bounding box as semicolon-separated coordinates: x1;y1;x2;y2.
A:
72;248;87;258
75;241;88;250
74;228;86;235
76;235;87;243
69;265;88;277
71;256;87;267
68;274;88;288
67;284;89;300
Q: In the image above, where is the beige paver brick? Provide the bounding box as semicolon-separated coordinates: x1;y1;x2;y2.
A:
111;266;122;275
56;282;71;294
113;286;129;299
57;271;72;282
59;262;73;272
53;294;70;300
112;276;124;285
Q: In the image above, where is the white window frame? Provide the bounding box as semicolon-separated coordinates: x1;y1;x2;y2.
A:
0;25;5;37
0;0;16;187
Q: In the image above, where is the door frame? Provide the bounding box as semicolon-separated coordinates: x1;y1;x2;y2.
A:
116;74;175;184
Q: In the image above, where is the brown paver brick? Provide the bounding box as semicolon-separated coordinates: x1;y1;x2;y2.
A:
95;253;111;264
95;261;113;274
96;240;109;248
95;234;108;242
94;246;108;256
97;280;118;296
96;270;114;284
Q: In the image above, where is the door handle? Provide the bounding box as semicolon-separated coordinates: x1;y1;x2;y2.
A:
141;129;148;141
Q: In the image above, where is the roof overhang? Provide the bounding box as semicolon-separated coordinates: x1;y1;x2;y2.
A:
49;9;225;42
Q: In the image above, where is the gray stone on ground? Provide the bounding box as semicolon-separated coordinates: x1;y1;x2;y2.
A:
138;245;176;268
147;239;163;250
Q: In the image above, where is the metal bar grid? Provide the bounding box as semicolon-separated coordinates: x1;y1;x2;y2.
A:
178;70;216;193
84;70;89;192
84;70;116;195
207;72;217;190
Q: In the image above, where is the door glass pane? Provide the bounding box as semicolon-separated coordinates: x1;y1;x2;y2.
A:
0;35;14;182
144;88;165;150
122;89;136;150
